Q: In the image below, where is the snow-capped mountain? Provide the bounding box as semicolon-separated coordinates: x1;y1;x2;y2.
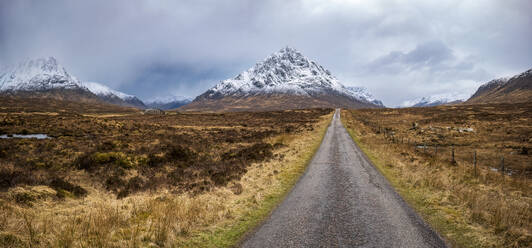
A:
0;57;81;91
0;57;145;108
345;86;384;107
145;95;192;110
184;47;383;111
401;93;467;107
467;68;532;104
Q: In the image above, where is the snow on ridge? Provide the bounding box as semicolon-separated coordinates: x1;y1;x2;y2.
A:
205;47;381;105
145;95;192;104
479;77;509;89
81;82;135;100
474;68;531;94
401;92;468;107
345;86;384;106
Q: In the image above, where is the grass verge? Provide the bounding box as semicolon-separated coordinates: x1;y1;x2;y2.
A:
342;126;479;247
178;111;333;247
340;109;530;248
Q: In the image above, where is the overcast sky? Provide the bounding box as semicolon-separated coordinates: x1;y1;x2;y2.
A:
1;0;531;106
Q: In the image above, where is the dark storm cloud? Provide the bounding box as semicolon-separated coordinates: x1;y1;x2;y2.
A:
367;41;456;73
0;0;531;106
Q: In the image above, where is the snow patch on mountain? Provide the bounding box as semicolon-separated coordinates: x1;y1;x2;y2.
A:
82;81;135;100
145;95;192;105
477;78;509;91
401;92;468;107
345;86;384;106
203;47;382;106
145;95;192;110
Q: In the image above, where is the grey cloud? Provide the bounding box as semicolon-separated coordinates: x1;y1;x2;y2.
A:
368;41;455;72
0;0;530;106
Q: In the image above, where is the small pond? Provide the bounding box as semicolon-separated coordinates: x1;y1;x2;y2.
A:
0;134;51;139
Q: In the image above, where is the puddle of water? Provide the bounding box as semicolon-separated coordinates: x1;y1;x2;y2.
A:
0;134;51;139
489;167;514;176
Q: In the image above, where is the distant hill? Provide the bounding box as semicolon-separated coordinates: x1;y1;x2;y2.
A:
145;95;192;110
467;68;532;104
0;57;145;108
182;47;383;112
401;93;466;108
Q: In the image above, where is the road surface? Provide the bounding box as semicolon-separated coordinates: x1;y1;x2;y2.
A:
241;109;446;248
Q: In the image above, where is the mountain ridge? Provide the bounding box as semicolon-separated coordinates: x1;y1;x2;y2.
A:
145;95;192;110
467;68;532;104
402;93;467;107
0;57;145;108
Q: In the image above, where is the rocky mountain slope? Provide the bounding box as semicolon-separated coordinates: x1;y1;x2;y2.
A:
182;47;383;111
467;68;532;104
0;57;145;108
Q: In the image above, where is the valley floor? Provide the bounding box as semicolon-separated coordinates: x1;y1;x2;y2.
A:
0;99;333;247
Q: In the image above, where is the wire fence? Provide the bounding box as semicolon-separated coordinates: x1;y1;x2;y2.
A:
376;128;531;179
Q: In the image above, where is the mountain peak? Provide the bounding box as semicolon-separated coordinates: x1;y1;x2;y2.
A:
0;56;79;91
204;47;346;98
185;47;383;111
273;46;304;59
0;57;146;108
15;57;62;74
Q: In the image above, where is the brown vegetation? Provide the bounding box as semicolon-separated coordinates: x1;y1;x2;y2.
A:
0;97;332;247
342;102;531;247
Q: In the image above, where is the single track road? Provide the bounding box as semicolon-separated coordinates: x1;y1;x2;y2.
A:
241;109;447;248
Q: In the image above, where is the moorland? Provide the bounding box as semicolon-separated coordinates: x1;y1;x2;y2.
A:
0;96;333;247
342;102;531;247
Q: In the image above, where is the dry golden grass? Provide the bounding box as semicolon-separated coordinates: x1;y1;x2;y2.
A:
341;104;531;248
0;111;333;247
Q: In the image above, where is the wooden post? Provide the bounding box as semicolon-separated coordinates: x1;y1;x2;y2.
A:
451;145;456;165
435;146;438;156
500;156;505;176
473;150;477;177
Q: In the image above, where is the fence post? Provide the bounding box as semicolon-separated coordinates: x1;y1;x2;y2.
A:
451;145;456;165
500;156;505;176
473;150;477;177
